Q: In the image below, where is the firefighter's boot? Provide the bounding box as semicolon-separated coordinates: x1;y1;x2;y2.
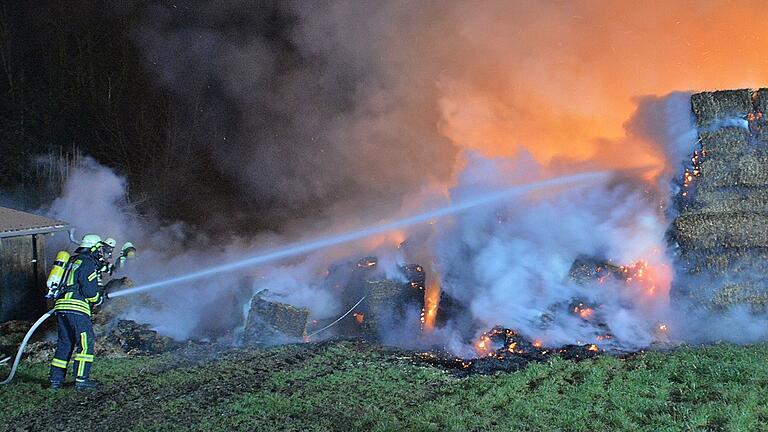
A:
75;379;98;391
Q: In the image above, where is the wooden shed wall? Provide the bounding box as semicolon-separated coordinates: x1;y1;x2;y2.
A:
0;234;47;321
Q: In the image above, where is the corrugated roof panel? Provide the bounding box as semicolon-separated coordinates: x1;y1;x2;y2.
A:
0;206;70;238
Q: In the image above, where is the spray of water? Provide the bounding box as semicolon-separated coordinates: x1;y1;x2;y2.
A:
111;170;624;299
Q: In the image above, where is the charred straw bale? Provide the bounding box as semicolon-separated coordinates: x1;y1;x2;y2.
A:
243;294;309;343
691;89;752;128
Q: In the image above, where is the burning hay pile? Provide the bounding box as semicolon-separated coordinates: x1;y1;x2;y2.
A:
671;88;768;311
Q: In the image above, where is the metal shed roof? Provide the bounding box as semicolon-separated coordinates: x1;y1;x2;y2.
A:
0;206;70;239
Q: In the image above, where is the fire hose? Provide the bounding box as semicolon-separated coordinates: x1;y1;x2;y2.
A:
1;310;55;385
1;279;122;385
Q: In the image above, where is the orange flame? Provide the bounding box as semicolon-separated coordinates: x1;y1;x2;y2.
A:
422;279;441;331
620;259;671;299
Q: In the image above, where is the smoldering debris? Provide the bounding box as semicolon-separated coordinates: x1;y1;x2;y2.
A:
0;317;177;364
415;326;601;376
237;249;675;373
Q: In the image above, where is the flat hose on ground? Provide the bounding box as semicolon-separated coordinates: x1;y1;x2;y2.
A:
0;310;55;385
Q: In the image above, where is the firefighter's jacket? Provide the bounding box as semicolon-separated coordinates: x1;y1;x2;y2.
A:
53;250;102;317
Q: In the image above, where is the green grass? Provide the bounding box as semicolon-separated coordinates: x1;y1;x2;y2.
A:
2;342;768;431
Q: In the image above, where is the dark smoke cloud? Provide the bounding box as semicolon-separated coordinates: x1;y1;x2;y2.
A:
132;1;457;233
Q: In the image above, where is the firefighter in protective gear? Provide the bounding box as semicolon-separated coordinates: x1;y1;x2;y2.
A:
48;234;107;391
97;238;117;279
115;241;136;271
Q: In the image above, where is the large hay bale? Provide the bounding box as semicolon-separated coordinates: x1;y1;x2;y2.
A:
243;293;309;344
691;89;752;128
673;212;768;250
756;88;768;114
711;283;768;311
678;248;768;276
690;189;768;214
696;151;768;191
671;88;768;309
699;127;750;159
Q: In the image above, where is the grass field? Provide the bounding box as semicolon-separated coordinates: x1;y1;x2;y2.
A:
1;340;768;431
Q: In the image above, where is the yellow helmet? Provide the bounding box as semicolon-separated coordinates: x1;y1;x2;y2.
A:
80;234;102;249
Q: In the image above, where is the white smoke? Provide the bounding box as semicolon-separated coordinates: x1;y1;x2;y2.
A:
432;153;671;350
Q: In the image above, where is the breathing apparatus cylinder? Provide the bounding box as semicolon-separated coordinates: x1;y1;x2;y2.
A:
45;250;71;299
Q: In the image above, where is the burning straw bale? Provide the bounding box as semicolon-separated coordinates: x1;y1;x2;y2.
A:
567;255;624;284
243;292;309;344
671;88;768;309
330;257;426;339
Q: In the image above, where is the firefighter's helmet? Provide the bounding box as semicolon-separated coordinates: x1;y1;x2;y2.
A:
80;234;102;249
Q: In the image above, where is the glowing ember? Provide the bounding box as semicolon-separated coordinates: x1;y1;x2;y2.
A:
532;340;543;348
621;260;650;282
588;344;599;352
572;303;594;320
353;312;365;324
